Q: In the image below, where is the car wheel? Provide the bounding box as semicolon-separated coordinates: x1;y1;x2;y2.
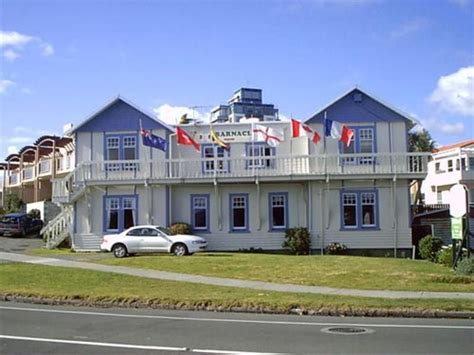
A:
112;244;128;258
172;243;188;256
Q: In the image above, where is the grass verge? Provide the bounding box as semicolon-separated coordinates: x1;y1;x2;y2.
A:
1;263;473;315
95;253;474;293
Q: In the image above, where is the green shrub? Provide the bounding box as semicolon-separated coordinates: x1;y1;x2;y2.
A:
0;207;5;216
418;235;443;262
4;193;23;213
455;256;474;275
437;246;453;266
282;227;311;255
27;209;41;220
325;242;347;255
169;222;192;235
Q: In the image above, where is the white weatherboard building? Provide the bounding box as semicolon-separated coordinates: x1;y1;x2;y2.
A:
7;88;430;254
421;140;474;205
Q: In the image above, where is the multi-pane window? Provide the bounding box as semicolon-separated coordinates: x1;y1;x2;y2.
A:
341;191;378;229
106;198;120;231
247;144;275;168
469;157;474;171
192;195;209;231
361;192;376;227
340;127;374;165
359;129;374;165
107;137;120;160
104;196;137;232
105;135;138;171
456;159;460;171
202;146;228;173
342;193;357;228
435;162;441;173
447;160;453;172
437;191;443;204
123;197;136;229
230;194;248;231
269;193;287;230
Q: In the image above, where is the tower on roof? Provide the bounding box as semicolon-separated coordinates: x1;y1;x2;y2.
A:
211;88;279;123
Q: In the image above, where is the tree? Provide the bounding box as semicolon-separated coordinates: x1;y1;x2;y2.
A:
408;129;436;152
408;129;436;209
4;193;23;213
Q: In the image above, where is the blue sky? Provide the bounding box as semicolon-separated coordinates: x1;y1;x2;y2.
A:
1;0;473;159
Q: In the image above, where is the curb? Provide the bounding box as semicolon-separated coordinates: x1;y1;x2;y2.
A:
2;294;473;320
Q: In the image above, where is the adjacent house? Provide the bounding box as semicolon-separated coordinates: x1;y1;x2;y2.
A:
421;140;474;205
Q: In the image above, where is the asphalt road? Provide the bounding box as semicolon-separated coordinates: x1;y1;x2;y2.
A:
0;302;473;354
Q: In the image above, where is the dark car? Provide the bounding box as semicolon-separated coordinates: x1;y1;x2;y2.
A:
0;213;43;237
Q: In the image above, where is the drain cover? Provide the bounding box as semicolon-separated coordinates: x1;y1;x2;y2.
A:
321;327;374;335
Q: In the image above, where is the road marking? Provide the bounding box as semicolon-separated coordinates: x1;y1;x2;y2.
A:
0;305;473;330
0;335;282;354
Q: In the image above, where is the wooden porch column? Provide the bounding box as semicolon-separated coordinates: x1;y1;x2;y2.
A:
34;145;39;202
52;140;57;180
19;154;24;202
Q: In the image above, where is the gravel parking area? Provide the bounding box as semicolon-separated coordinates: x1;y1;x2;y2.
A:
0;234;44;254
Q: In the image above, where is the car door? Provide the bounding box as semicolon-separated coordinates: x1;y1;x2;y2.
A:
138;228;170;252
124;228;143;252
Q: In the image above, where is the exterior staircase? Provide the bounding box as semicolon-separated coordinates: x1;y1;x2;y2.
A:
41;206;73;249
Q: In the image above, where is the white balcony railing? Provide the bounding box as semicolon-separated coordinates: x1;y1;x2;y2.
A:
52;152;430;202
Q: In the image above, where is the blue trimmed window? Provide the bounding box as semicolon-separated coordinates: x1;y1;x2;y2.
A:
105;134;138;171
104;195;137;232
269;193;288;231
230;194;248;232
202;145;230;173
246;143;275;169
340;127;375;165
191;195;209;232
341;190;378;230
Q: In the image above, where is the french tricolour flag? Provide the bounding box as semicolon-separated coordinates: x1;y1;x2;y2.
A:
324;119;354;147
291;119;321;145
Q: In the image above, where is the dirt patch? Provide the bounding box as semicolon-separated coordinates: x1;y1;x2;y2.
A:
1;293;472;319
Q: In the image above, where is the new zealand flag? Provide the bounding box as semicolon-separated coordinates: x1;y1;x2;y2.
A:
141;129;168;152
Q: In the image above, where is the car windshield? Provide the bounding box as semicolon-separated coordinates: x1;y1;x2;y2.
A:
0;216;19;224
156;226;172;235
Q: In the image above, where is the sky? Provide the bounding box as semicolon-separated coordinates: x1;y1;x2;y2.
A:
0;0;473;160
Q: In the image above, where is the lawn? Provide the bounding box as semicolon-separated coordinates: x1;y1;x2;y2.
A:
96;253;474;293
1;263;473;313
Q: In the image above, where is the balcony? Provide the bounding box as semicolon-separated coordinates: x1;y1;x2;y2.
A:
52;152;430;203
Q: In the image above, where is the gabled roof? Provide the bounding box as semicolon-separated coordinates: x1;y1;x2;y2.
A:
305;86;420;125
69;95;173;134
434;139;474;153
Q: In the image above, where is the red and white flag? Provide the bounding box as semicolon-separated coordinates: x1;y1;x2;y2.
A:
253;124;284;147
291;119;321;145
176;127;200;152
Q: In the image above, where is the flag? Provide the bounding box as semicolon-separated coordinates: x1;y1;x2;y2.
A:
210;129;229;150
291;119;320;145
324;119;354;147
253;124;284;147
176;127;200;152
141;129;168;152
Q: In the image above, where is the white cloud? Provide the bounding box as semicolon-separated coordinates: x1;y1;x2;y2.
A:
2;49;20;62
390;18;429;38
7;146;19;155
40;43;54;56
429;66;474;116
0;31;33;48
153;104;210;125
0;79;16;94
439;122;465;135
0;30;54;59
419;118;465;136
7;137;33;144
